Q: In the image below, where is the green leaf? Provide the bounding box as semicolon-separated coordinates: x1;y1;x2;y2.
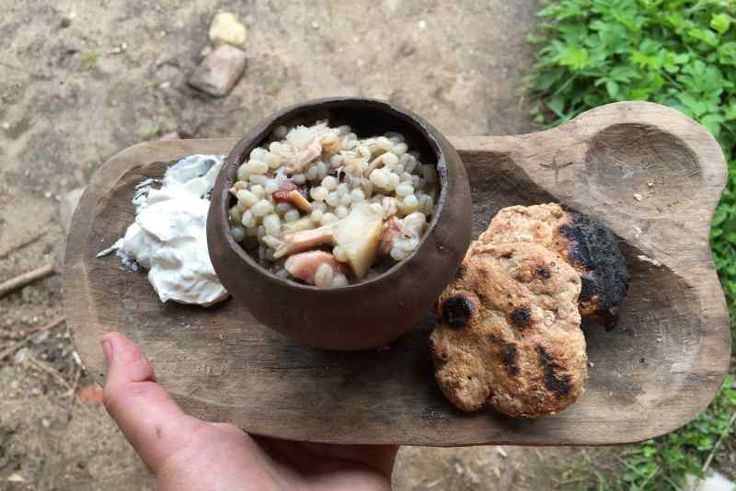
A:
546;98;567;118
677;92;707;117
719;42;736;66
725;103;736;120
687;27;719;47
674;53;690;65
556;44;590;69
701;113;724;138
606;79;621;98
710;13;731;35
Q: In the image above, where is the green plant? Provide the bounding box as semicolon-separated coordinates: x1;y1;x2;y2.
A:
528;0;736;488
621;376;736;488
80;50;100;70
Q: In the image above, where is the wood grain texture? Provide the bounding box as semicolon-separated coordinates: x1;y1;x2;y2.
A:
64;102;731;446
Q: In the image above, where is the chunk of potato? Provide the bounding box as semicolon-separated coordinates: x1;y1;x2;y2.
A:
332;204;384;279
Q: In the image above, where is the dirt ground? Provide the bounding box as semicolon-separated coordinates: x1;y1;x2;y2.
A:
0;0;617;489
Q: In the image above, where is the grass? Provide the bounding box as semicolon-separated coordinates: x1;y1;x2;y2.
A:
80;50;100;71
527;0;736;488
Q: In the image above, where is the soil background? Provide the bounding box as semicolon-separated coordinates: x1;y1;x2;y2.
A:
0;1;612;489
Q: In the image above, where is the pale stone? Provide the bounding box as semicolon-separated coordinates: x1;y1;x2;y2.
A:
209;12;246;47
188;45;246;97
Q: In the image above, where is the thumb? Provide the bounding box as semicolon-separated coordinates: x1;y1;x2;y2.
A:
101;331;201;471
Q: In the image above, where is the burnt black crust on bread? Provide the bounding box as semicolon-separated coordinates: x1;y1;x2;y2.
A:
536;346;571;396
559;212;629;329
510;305;532;328
441;295;475;328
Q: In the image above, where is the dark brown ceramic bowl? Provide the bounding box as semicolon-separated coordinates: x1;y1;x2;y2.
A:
207;97;472;350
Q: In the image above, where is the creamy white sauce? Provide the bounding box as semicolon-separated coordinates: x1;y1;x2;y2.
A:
98;154;228;306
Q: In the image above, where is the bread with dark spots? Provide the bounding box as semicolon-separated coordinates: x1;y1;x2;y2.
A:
430;242;587;417
473;203;629;329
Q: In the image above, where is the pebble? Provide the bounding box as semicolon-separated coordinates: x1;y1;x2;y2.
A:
41;417;51;428
633;193;642;201
7;474;25;483
188;45;246;97
13;348;28;365
209;12;246;47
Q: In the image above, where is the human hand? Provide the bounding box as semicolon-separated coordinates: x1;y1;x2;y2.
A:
100;332;397;490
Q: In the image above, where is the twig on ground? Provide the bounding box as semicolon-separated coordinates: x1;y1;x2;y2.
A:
27;355;73;391
19;316;65;335
0;263;57;299
0;317;65;362
0;230;47;259
68;366;82;399
702;409;736;475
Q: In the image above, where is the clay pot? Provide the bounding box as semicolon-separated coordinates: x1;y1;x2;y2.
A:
207;97;472;350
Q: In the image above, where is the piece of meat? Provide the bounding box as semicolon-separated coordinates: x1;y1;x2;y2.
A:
379;217;402;256
473;203;629;329
430;242;587;418
284;251;346;284
282;139;322;174
274;225;335;259
272;180;297;202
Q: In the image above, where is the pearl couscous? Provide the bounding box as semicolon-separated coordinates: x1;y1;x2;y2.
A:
228;121;439;287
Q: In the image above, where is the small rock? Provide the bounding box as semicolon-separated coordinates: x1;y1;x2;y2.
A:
13;347;28;365
60;17;72;28
7;473;25;483
59;187;85;233
633;193;642;201
418;19;427;29
647;182;654;188
188;45;246;97
41;417;51;428
209;12;246;48
1;121;10;130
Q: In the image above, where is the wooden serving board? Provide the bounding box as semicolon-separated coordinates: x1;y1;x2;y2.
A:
64;102;731;446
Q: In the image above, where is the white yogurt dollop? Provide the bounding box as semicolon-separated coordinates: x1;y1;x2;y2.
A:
99;154;228;306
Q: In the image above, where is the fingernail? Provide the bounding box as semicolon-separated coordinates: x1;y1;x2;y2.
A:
101;338;114;364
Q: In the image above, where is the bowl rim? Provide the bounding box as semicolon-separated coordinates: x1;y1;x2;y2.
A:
211;96;453;292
